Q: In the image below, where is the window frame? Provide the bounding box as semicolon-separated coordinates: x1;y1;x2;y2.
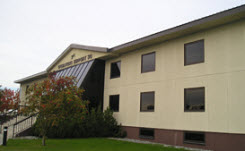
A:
141;52;156;73
109;94;120;112
183;131;205;145
140;91;155;112
139;128;155;140
184;39;205;66
110;61;121;79
184;87;205;112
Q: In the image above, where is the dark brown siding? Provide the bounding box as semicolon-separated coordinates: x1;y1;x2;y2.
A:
122;126;245;151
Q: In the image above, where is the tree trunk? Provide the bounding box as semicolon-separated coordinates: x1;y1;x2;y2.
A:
42;135;46;146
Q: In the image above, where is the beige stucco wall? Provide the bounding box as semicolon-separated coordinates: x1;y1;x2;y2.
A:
51;48;107;72
103;19;245;134
19;78;46;106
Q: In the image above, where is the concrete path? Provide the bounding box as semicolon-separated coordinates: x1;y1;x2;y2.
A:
109;137;211;151
0;133;2;145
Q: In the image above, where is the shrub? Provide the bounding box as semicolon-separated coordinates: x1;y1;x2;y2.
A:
31;107;125;138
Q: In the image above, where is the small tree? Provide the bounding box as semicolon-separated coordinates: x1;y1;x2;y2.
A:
22;73;88;146
0;86;3;108
0;86;20;113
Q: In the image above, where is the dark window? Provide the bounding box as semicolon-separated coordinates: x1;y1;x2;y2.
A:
141;52;155;73
109;95;119;112
25;85;29;94
139;128;154;139
184;87;205;112
184;131;205;145
140;92;154;112
184;40;204;65
110;61;121;79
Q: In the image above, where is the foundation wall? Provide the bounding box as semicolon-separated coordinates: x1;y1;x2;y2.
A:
122;126;245;151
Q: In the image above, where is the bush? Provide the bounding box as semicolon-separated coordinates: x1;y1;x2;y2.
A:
31;107;125;138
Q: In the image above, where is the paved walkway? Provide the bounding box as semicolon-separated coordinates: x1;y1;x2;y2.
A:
0;133;2;145
109;138;210;151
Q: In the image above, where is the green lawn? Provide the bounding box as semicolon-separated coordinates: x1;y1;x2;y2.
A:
0;138;189;151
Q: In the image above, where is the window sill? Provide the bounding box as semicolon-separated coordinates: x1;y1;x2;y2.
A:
110;76;120;79
141;70;155;74
184;61;204;66
183;141;205;146
184;110;205;112
139;135;154;140
140;110;154;112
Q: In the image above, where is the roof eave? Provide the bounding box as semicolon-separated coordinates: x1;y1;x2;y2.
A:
14;71;48;84
110;4;245;53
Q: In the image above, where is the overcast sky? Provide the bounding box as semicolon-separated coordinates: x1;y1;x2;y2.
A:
0;0;245;89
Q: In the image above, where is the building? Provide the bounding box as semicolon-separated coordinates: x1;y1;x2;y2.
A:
15;5;245;151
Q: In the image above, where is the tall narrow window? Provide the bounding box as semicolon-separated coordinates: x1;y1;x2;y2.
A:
25;85;29;95
141;52;155;73
110;61;121;79
139;128;154;139
140;92;155;112
184;87;205;112
184;40;204;65
184;131;205;145
109;95;119;112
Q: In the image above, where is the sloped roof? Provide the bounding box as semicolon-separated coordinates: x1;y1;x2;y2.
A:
55;60;94;87
110;4;245;53
15;4;245;84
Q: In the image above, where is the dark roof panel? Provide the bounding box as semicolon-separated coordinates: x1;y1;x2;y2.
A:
55;60;94;87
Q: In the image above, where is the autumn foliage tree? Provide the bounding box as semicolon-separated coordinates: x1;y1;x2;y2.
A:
22;73;89;146
0;86;20;113
0;86;2;109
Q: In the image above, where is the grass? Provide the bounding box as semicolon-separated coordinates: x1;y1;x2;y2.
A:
0;138;189;151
